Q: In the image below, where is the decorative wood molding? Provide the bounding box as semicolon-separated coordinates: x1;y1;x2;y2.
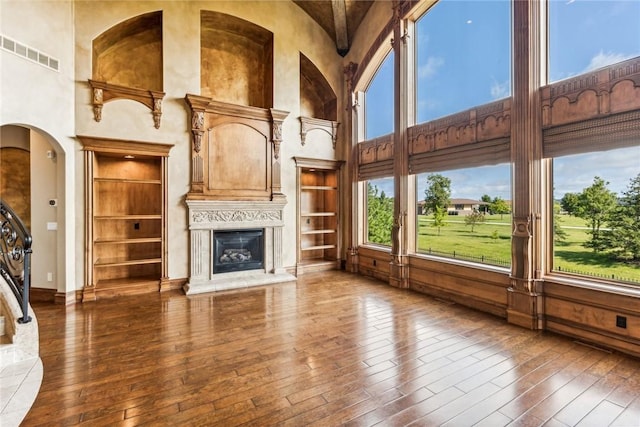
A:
541;56;640;128
184;94;289;201
407;98;511;156
77;135;173;157
270;109;289;159
88;80;165;128
358;134;394;164
299;116;339;148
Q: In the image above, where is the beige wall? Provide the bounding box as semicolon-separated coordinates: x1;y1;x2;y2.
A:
3;0;361;293
30;131;58;290
1;1;76;297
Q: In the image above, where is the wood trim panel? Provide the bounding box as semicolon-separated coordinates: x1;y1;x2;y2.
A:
544;279;640;357
408;256;510;318
357;245;391;282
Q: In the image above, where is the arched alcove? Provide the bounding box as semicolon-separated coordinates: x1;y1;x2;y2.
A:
92;11;163;91
201;11;273;108
300;53;337;121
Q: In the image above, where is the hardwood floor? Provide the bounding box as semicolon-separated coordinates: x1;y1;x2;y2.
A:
23;271;640;426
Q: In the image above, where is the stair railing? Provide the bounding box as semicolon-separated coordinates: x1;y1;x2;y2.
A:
0;199;33;324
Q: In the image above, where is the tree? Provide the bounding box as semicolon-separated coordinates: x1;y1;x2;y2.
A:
574;177;618;252
424;174;451;234
480;194;492;213
602;173;640;262
432;205;447;236
367;183;394;245
560;192;580;216
553;201;568;243
464;210;485;232
424;174;451;214
490;197;511;219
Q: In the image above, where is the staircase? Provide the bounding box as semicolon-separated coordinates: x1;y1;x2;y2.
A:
0;199;42;426
0;280;42;427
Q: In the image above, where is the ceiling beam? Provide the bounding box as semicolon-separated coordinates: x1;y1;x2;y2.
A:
331;0;349;56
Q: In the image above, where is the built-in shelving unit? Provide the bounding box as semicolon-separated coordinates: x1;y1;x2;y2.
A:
79;136;172;301
294;157;343;274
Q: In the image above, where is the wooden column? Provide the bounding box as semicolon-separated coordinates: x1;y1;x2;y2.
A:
508;0;546;329
344;62;360;273
389;1;412;289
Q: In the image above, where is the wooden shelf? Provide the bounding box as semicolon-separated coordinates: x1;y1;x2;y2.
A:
95;178;162;185
95;257;161;267
95;237;162;244
301;244;336;251
301;229;336;235
79;137;171;301
294;157;343;274
94;215;162;220
301;185;337;191
301;212;336;217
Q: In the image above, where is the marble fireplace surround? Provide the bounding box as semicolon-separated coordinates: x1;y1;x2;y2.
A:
184;199;296;294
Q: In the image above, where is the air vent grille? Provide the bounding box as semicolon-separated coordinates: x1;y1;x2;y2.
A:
0;34;59;72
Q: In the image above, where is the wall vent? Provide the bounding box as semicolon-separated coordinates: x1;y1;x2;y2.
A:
0;34;59;72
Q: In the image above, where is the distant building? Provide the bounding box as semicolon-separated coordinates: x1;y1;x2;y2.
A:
417;199;489;216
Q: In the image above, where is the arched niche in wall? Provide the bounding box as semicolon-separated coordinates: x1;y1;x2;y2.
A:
89;11;165;128
201;11;273;109
299;53;338;148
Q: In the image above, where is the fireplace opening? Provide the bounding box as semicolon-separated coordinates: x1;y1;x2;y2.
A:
213;229;264;274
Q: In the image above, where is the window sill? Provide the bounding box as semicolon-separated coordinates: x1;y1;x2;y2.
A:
544;273;640;298
410;252;511;275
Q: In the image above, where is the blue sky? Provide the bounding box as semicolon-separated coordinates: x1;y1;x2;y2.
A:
366;0;640;202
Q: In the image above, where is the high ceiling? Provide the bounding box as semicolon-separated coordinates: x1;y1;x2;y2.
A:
292;0;376;56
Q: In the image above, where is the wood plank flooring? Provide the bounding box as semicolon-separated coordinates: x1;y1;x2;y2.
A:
23;271;640;426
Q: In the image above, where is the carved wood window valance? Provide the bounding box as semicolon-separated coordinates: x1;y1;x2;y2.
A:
542;56;640;158
357;133;394;180
408;99;511;174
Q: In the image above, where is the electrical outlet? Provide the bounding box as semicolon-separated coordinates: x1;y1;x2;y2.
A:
616;315;627;329
47;272;53;282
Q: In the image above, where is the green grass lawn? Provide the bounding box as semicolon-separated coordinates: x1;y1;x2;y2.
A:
416;214;640;284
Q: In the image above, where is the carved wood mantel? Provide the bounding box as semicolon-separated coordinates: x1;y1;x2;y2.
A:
185;94;289;201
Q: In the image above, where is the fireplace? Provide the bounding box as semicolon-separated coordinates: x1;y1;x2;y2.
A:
213;229;264;273
185;199;296;294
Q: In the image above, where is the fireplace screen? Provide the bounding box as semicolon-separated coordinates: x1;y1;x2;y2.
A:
213;229;264;274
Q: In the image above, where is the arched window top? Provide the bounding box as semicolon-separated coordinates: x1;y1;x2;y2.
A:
365;50;395;140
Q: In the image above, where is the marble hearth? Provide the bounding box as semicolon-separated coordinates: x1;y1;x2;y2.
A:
184;200;296;294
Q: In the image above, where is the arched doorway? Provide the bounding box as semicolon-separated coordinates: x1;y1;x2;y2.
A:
1;124;63;302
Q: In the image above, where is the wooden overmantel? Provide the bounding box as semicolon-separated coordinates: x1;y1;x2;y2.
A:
185;94;289;201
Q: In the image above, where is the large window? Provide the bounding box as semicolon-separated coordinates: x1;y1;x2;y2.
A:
416;164;512;267
365;51;394;139
416;0;511;123
548;0;640;285
549;0;640;83
366;177;394;246
552;146;640;284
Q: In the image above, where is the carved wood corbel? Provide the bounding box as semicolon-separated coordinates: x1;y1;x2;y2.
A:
88;80;165;128
299;117;339;148
269;109;289;160
190;110;205;153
